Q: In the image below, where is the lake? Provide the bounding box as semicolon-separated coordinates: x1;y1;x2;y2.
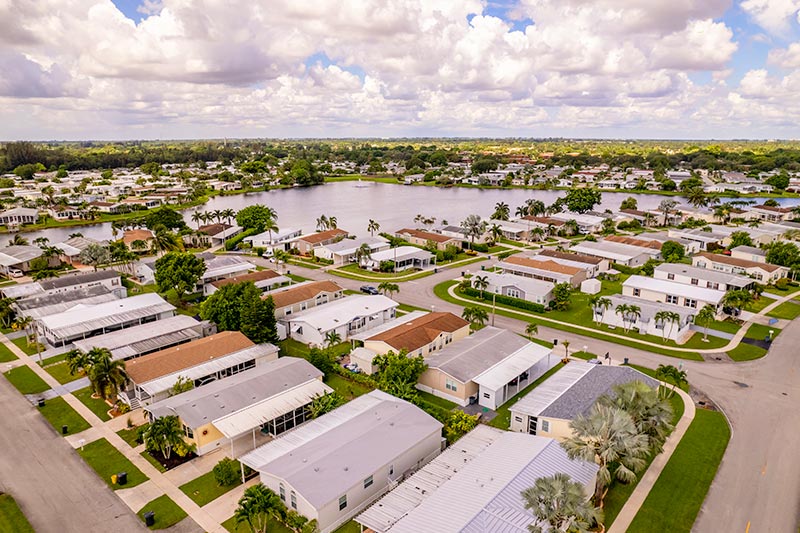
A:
18;182;800;243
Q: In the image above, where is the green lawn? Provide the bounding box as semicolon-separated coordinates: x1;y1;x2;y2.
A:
179;467;243;507
745;322;781;341
332;521;362;533
0;343;17;362
77;438;149;489
707;318;744;335
11;337;43;356
627;409;731;532
397;303;430;314
746;295;774;314
0;493;35;533
43;361;80;385
604;393;685;527
324;374;373;400
433;281;704;360
137;495;187;530
417;390;457;410
117;424;147;447
286;273;310;283
38;396;91;436
765;300;800;320
489;362;565;429
72;387;112;421
222;515;292;533
3;365;50;394
726;343;767;361
332;264;434;282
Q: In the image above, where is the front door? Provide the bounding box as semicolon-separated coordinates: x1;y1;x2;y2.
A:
528;416;537;435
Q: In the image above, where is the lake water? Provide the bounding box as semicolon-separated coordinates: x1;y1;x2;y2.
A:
18;182;800;243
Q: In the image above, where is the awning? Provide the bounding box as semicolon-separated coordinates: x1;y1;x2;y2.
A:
212;380;332;438
472;344;552;391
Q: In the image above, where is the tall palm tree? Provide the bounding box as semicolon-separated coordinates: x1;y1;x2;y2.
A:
377;282;399;299
695;305;716;342
615;304;630;332
526;199;545;217
685;187;708;208
529;227;545;242
354;243;373;268
525;322;538;340
151;225;182;256
65;349;92;376
461;214;486;249
658;199;678;227
88;349;129;402
472;275;489;298
261;217;279;246
324;331;342;348
522;473;603;533
8;234;28;246
655;364;688;398
664;311;680;341
461;306;488;329
191;211;204;230
488;223;503;244
316;214;329;231
213;209;223;224
561;403;650;505
653;310;670;341
599;380;675;453
222;208;236;226
626;305;641;331
367;219;380;236
328;215;338;229
235;484;286;533
12;315;34;345
515;205;527;218
491;202;510;221
273;250;290;273
589;296;611;325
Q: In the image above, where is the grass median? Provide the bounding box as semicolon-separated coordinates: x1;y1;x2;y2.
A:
627;408;730;532
3;365;50;394
38;396;91;436
0;493;35;533
137;494;187;530
78;438;148;490
180;466;243;507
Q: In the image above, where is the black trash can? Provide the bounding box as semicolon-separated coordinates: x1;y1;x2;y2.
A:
623;357;629;365
117;472;127;486
434;268;438;274
61;425;68;435
144;511;155;527
38;398;45;407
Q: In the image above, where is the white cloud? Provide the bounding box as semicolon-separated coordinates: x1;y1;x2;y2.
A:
741;0;800;36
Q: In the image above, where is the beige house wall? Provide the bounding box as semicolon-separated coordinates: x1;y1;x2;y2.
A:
417;369;477;406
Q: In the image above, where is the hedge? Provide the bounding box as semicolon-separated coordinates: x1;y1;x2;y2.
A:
224;228;258;251
470;242;490;253
461;286;547;313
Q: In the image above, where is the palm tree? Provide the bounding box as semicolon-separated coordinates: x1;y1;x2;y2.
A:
354;243;373;268
563;219;579;237
472;275;489;298
68;232;83;239
324;331;341;348
191;211;204;230
377;282;399;299
222;208;236;226
261;217;279;247
664;311;681;341
33;236;49;247
626;305;641;331
142;415;193;460
522;473;603;533
273;250;290;273
31;269;59;280
12;315;34;345
722;289;754;315
88;350;129;403
235;484;286;533
367;219;380;236
515;205;527;218
8;234;28;246
213;209;223;224
526;198;546;217
316;214;329;231
599;380;675;454
461;214;486;249
461;306;488;329
65;349;93;376
529;226;545;242
685;187;708;208
615;304;630;332
488;223;503;245
695;305;716;342
151;225;182;256
658;199;678;227
655;364;688;398
589;296;611;325
654;310;670;341
561;403;650;505
525;322;538;340
491;202;510;220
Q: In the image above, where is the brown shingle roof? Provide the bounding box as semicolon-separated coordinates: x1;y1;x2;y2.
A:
520;216;564;226
297;228;348;245
198;223;231;236
696;252;784;272
538;249;602;265
502;256;582;276
396;228;455;243
753;204;793;213
211;270;281;288
122;229;154;245
367;312;469;352
125;331;254;384
604;235;662;250
265;280;343;309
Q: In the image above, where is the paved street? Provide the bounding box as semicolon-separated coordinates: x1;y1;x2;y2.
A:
278;260;800;532
0;372;146;533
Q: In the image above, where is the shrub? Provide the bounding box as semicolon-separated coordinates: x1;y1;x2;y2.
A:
224;228;257;251
470;242;490;253
213;458;240;487
461;286;546;313
775;278;789;290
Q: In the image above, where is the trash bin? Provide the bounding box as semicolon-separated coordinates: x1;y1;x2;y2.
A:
144;512;155;527
623;357;629;365
111;474;117;485
38;398;45;407
481;265;485;270
434;268;438;273
62;425;68;435
117;472;127;486
553;339;558;346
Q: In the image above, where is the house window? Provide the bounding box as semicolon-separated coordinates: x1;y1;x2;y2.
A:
667;273;674;280
507;288;521;299
685;299;697;309
301;302;307;310
632;288;640;296
514;416;523;423
279;485;285;502
389;465;394;476
290;492;297;510
338;495;347;511
183;425;193;439
285;309;292;316
666;295;678;304
364;475;373;489
541;420;550;433
690;278;698;285
483;393;490;399
445;379;457;391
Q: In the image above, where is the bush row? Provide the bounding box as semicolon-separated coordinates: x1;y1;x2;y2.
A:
461;286;547;313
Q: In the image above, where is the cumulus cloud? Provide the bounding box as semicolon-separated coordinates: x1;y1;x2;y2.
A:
3;0;799;139
741;0;800;37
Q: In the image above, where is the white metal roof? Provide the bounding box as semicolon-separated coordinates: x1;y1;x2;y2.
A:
39;293;175;339
483;271;554;298
508;362;594;418
369;246;435;262
240;390;442;508
72;315;201;357
323;236;388;254
349;311;428;341
138;344;277;395
1;282;45;299
654;263;752;288
286;295;398;333
624;275;726;304
472;342;553;391
357;427;598;533
570;240;658;261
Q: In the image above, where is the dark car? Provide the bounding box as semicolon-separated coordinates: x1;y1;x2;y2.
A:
360;285;379;295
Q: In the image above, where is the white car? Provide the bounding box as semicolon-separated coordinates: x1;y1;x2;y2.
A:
8;268;23;278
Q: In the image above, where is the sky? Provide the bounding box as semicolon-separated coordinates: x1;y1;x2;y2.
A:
3;0;800;140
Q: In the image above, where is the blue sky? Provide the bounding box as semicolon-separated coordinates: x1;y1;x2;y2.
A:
4;0;800;140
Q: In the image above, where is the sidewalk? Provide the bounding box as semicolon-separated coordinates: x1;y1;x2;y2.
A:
607;387;696;533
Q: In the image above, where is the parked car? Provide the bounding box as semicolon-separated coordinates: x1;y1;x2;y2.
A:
8;268;23;278
360;285;379;295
